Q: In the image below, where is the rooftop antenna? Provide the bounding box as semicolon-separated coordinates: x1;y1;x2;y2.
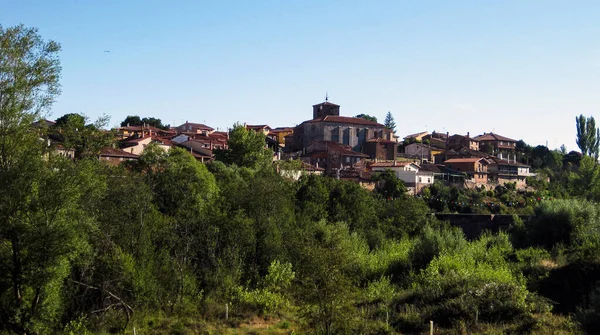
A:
325;91;329;102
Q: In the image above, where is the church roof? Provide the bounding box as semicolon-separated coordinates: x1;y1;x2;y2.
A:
303;115;383;127
312;101;340;107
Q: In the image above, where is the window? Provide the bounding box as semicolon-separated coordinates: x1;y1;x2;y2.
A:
427;178;431;183
419;177;422;183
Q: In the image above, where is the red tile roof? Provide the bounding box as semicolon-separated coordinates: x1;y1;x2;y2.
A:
312;101;340;107
301;161;325;171
488;157;530;167
449;134;480;141
366;138;396;143
369;161;414;168
246;124;271;130
177;122;214;131
122;136;152;144
473;132;517;142
304;115;383;126
271;127;294;132
99;147;139;159
444;157;489;164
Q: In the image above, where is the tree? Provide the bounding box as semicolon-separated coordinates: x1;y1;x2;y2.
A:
384;111;396;133
374;169;406;200
214;123;272;168
120;115;142;127
0;24;78;333
120;115;169;130
52;113;114;158
355;114;377;123
576;114;600;159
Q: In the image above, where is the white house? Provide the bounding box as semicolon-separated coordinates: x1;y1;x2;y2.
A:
370;161;435;193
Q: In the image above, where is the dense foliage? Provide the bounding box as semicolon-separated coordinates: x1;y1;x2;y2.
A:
1;24;599;334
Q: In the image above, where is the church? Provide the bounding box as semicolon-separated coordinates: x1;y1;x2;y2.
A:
286;99;398;169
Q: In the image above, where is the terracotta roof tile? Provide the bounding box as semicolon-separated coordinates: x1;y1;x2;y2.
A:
444;157;489;164
304;115;383;126
473;132;517;142
99;147;139;159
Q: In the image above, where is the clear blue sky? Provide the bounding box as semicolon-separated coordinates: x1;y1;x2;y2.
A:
3;0;600;150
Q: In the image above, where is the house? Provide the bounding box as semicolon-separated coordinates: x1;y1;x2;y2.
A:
473;132;518;161
172;132;228;151
270;127;294;147
487;157;533;189
369;161;435;193
246;124;272;135
404;143;434;162
443;157;490;184
448;133;480;151
363;138;397;161
120;136;173;155
177;140;214;163
116;124;172;139
175;122;214;135
32;119;56;128
288;100;397;156
98;147;139;166
434;147;488;164
338;167;376;191
278;161;325;180
301;140;369;174
403;131;429;142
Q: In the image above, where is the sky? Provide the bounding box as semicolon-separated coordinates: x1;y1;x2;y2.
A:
3;0;600;151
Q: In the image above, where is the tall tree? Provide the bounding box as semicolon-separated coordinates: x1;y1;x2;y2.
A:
355;114;378;123
384;111;396;133
0;24;86;333
576;114;600;159
214;123;272;168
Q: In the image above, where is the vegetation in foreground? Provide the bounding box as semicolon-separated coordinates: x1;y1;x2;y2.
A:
3;24;600;334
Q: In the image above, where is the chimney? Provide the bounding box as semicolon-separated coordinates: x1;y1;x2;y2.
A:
467;132;470;138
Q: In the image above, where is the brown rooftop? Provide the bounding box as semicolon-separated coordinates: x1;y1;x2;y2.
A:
444;157;489;164
99;147;139;159
312;101;340;107
474;132;517;142
304;115;383;127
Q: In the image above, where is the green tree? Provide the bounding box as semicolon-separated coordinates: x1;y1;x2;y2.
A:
355;114;378;123
576;114;600;159
214;123;272;168
120;115;142;127
120;115;169;130
292;221;365;334
374;169;406;200
51;113;114;159
0;24;66;333
384;111;396;133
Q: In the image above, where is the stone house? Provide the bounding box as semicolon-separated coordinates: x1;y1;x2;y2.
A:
301;140;369;174
448;133;480;151
473;132;518;161
443;157;490;184
98;147;139;166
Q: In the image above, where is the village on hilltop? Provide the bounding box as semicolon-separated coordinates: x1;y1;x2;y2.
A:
44;99;537;194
